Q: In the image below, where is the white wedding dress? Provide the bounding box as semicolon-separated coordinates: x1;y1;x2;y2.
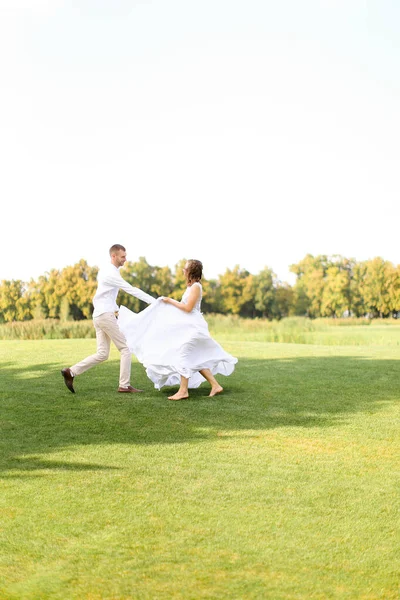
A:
118;282;238;390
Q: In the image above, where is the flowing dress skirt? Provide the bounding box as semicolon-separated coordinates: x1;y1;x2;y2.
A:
118;300;237;390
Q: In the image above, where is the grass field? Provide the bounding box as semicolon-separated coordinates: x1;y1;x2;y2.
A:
0;326;399;599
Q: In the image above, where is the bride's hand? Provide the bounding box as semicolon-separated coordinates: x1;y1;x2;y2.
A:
162;297;170;303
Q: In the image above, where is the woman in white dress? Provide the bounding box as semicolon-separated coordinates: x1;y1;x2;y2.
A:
118;259;237;400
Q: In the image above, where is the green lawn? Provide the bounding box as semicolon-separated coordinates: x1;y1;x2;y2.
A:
0;335;399;599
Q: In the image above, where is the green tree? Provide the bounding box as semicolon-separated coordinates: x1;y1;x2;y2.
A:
0;280;31;322
320;258;353;317
290;255;326;317
389;265;400;315
171;259;188;301
253;267;276;318
240;273;258;318
219;266;254;315
360;258;398;317
57;260;98;319
201;278;224;313
349;262;367;317
59;296;72;321
151;265;174;298
29;269;61;319
119;257;155;312
274;282;294;319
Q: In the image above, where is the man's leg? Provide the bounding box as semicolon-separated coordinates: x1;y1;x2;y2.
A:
61;317;111;393
62;313;141;392
106;318;131;388
71;316;111;375
92;313;136;390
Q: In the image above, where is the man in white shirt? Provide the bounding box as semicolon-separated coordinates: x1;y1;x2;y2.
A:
61;244;157;394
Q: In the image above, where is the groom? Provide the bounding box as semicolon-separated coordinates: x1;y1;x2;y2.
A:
61;244;156;394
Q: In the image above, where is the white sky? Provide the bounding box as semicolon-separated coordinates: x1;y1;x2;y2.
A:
0;0;399;284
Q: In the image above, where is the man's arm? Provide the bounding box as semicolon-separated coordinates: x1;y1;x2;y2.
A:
103;272;156;305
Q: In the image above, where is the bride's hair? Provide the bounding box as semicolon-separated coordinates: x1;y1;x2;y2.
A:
186;259;203;284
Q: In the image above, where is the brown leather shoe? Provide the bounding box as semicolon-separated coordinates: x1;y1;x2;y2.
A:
118;385;143;393
61;368;75;393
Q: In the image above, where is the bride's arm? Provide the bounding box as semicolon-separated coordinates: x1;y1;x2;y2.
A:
162;285;201;313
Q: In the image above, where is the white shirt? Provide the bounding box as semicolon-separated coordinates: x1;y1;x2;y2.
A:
92;263;156;318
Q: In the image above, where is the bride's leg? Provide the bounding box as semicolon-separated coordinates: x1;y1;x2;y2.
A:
199;368;223;397
168;376;189;400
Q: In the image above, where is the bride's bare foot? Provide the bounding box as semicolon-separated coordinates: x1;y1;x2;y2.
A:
168;392;189;401
209;385;223;397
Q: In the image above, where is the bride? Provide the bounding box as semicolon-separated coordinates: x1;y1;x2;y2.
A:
118;259;237;400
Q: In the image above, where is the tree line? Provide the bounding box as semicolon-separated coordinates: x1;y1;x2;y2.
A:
0;254;399;324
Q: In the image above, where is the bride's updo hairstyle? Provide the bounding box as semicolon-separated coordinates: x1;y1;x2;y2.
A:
186;259;203;284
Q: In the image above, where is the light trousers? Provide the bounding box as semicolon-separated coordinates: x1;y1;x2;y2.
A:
71;312;131;388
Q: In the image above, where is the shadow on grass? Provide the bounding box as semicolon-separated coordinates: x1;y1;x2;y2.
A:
0;353;398;476
1;457;118;479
